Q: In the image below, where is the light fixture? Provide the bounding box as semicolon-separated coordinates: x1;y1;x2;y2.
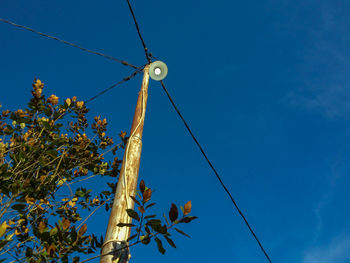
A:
149;61;168;81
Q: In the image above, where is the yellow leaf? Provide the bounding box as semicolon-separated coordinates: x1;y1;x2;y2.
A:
62;218;70;231
47;244;56;256
25;196;35;205
76;101;84;108
57;178;66;186
65;98;71;106
47;94;59;105
119;131;127;139
36;204;44;211
92;197;100;204
78;224;87;236
38;221;46;233
40;199;50;205
0;221;10;237
17;219;25;225
6;233;14;241
184;201;192;215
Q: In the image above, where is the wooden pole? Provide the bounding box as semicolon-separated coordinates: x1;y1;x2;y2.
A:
100;64;150;263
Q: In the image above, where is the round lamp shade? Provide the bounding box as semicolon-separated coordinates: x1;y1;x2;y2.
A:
149;61;168;81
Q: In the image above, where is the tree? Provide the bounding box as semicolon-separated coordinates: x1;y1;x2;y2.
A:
0;79;196;262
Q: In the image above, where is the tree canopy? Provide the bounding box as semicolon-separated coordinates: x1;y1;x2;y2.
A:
0;79;196;262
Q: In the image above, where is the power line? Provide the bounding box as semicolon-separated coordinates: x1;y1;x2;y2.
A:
124;0;273;260
85;67;143;104
125;0;151;63
159;80;273;263
0;17;139;69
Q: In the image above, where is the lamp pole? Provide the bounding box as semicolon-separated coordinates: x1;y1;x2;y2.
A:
100;64;150;263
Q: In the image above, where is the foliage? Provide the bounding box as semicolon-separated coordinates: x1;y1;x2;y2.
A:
117;179;197;255
0;79;124;262
0;79;196;262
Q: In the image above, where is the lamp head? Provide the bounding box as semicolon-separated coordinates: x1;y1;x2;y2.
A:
149;61;168;81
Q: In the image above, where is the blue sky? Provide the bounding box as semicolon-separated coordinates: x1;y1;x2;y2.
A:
1;0;350;262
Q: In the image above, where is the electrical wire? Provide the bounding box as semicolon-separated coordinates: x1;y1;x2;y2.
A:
124;0;272;260
0;4;274;263
125;0;151;63
0;17;139;69
159;80;273;263
85;67;143;104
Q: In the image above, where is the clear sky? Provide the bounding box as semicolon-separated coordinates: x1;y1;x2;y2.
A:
1;1;350;262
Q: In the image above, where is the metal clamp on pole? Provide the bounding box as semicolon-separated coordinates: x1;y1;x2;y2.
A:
110;241;130;263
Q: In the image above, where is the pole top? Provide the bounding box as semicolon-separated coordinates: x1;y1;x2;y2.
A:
149;61;168;81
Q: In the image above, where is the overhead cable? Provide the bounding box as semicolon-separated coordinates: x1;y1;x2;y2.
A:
85;67;143;104
125;0;151;63
159;80;273;263
0;18;139;69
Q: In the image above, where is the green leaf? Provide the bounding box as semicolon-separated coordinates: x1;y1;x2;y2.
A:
126;209;140;221
127;234;137;242
129;195;140;206
11;203;26;211
179;216;198;223
144;215;156;220
71;226;78;242
163;213;170;226
146;219;161;226
174;228;191;238
76;190;84;197
156;225;167;235
164;235;176;248
180;205;184;214
169;203;178;222
145;202;156;209
117;223;135;227
139;180;145;193
136;192;142;199
154;237;166;254
49;227;58;236
141;234;151;245
144;225;151;235
25;247;33;257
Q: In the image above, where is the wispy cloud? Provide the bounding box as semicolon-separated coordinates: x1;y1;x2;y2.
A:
286;85;350;119
303;234;350;263
285;2;350;119
304;154;350;262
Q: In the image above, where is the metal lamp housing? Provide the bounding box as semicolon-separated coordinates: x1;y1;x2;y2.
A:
149;61;168;81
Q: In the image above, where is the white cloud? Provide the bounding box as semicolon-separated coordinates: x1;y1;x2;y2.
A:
286;85;350;119
285;2;350;119
303;234;350;263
